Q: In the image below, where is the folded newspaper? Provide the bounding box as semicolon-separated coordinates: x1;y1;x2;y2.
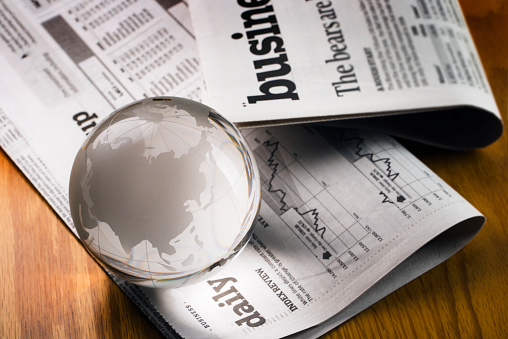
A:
190;0;502;150
0;0;501;338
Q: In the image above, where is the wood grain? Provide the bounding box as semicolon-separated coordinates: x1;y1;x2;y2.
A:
1;0;507;338
0;150;165;338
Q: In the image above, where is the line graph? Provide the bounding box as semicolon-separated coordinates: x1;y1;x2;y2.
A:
338;133;400;181
379;191;395;204
262;139;327;238
245;128;371;268
320;128;417;206
262;140;291;213
243;126;458;275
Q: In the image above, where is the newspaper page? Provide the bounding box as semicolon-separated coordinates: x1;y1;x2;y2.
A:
142;125;484;338
188;0;503;149
0;0;485;338
0;0;200;225
0;0;199;337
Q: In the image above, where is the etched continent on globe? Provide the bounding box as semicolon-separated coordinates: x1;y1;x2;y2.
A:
69;97;260;288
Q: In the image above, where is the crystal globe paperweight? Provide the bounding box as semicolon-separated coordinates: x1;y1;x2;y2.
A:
69;97;261;288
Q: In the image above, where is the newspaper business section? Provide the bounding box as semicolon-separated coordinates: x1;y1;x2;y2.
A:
309;0;361;96
234;0;361;105
234;0;299;104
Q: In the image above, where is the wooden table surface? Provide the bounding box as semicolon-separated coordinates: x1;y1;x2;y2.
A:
1;0;507;338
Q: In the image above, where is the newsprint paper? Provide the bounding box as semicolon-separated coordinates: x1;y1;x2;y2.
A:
0;0;497;338
189;0;502;149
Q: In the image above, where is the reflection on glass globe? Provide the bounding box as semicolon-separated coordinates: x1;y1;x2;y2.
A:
69;97;260;288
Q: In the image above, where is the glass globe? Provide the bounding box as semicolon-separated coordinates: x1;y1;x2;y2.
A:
69;97;261;288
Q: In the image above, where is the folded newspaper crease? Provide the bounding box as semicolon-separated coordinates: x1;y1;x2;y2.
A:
0;0;499;338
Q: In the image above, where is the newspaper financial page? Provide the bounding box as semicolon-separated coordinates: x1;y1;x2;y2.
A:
0;1;200;336
0;0;201;226
143;126;484;338
0;1;485;338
